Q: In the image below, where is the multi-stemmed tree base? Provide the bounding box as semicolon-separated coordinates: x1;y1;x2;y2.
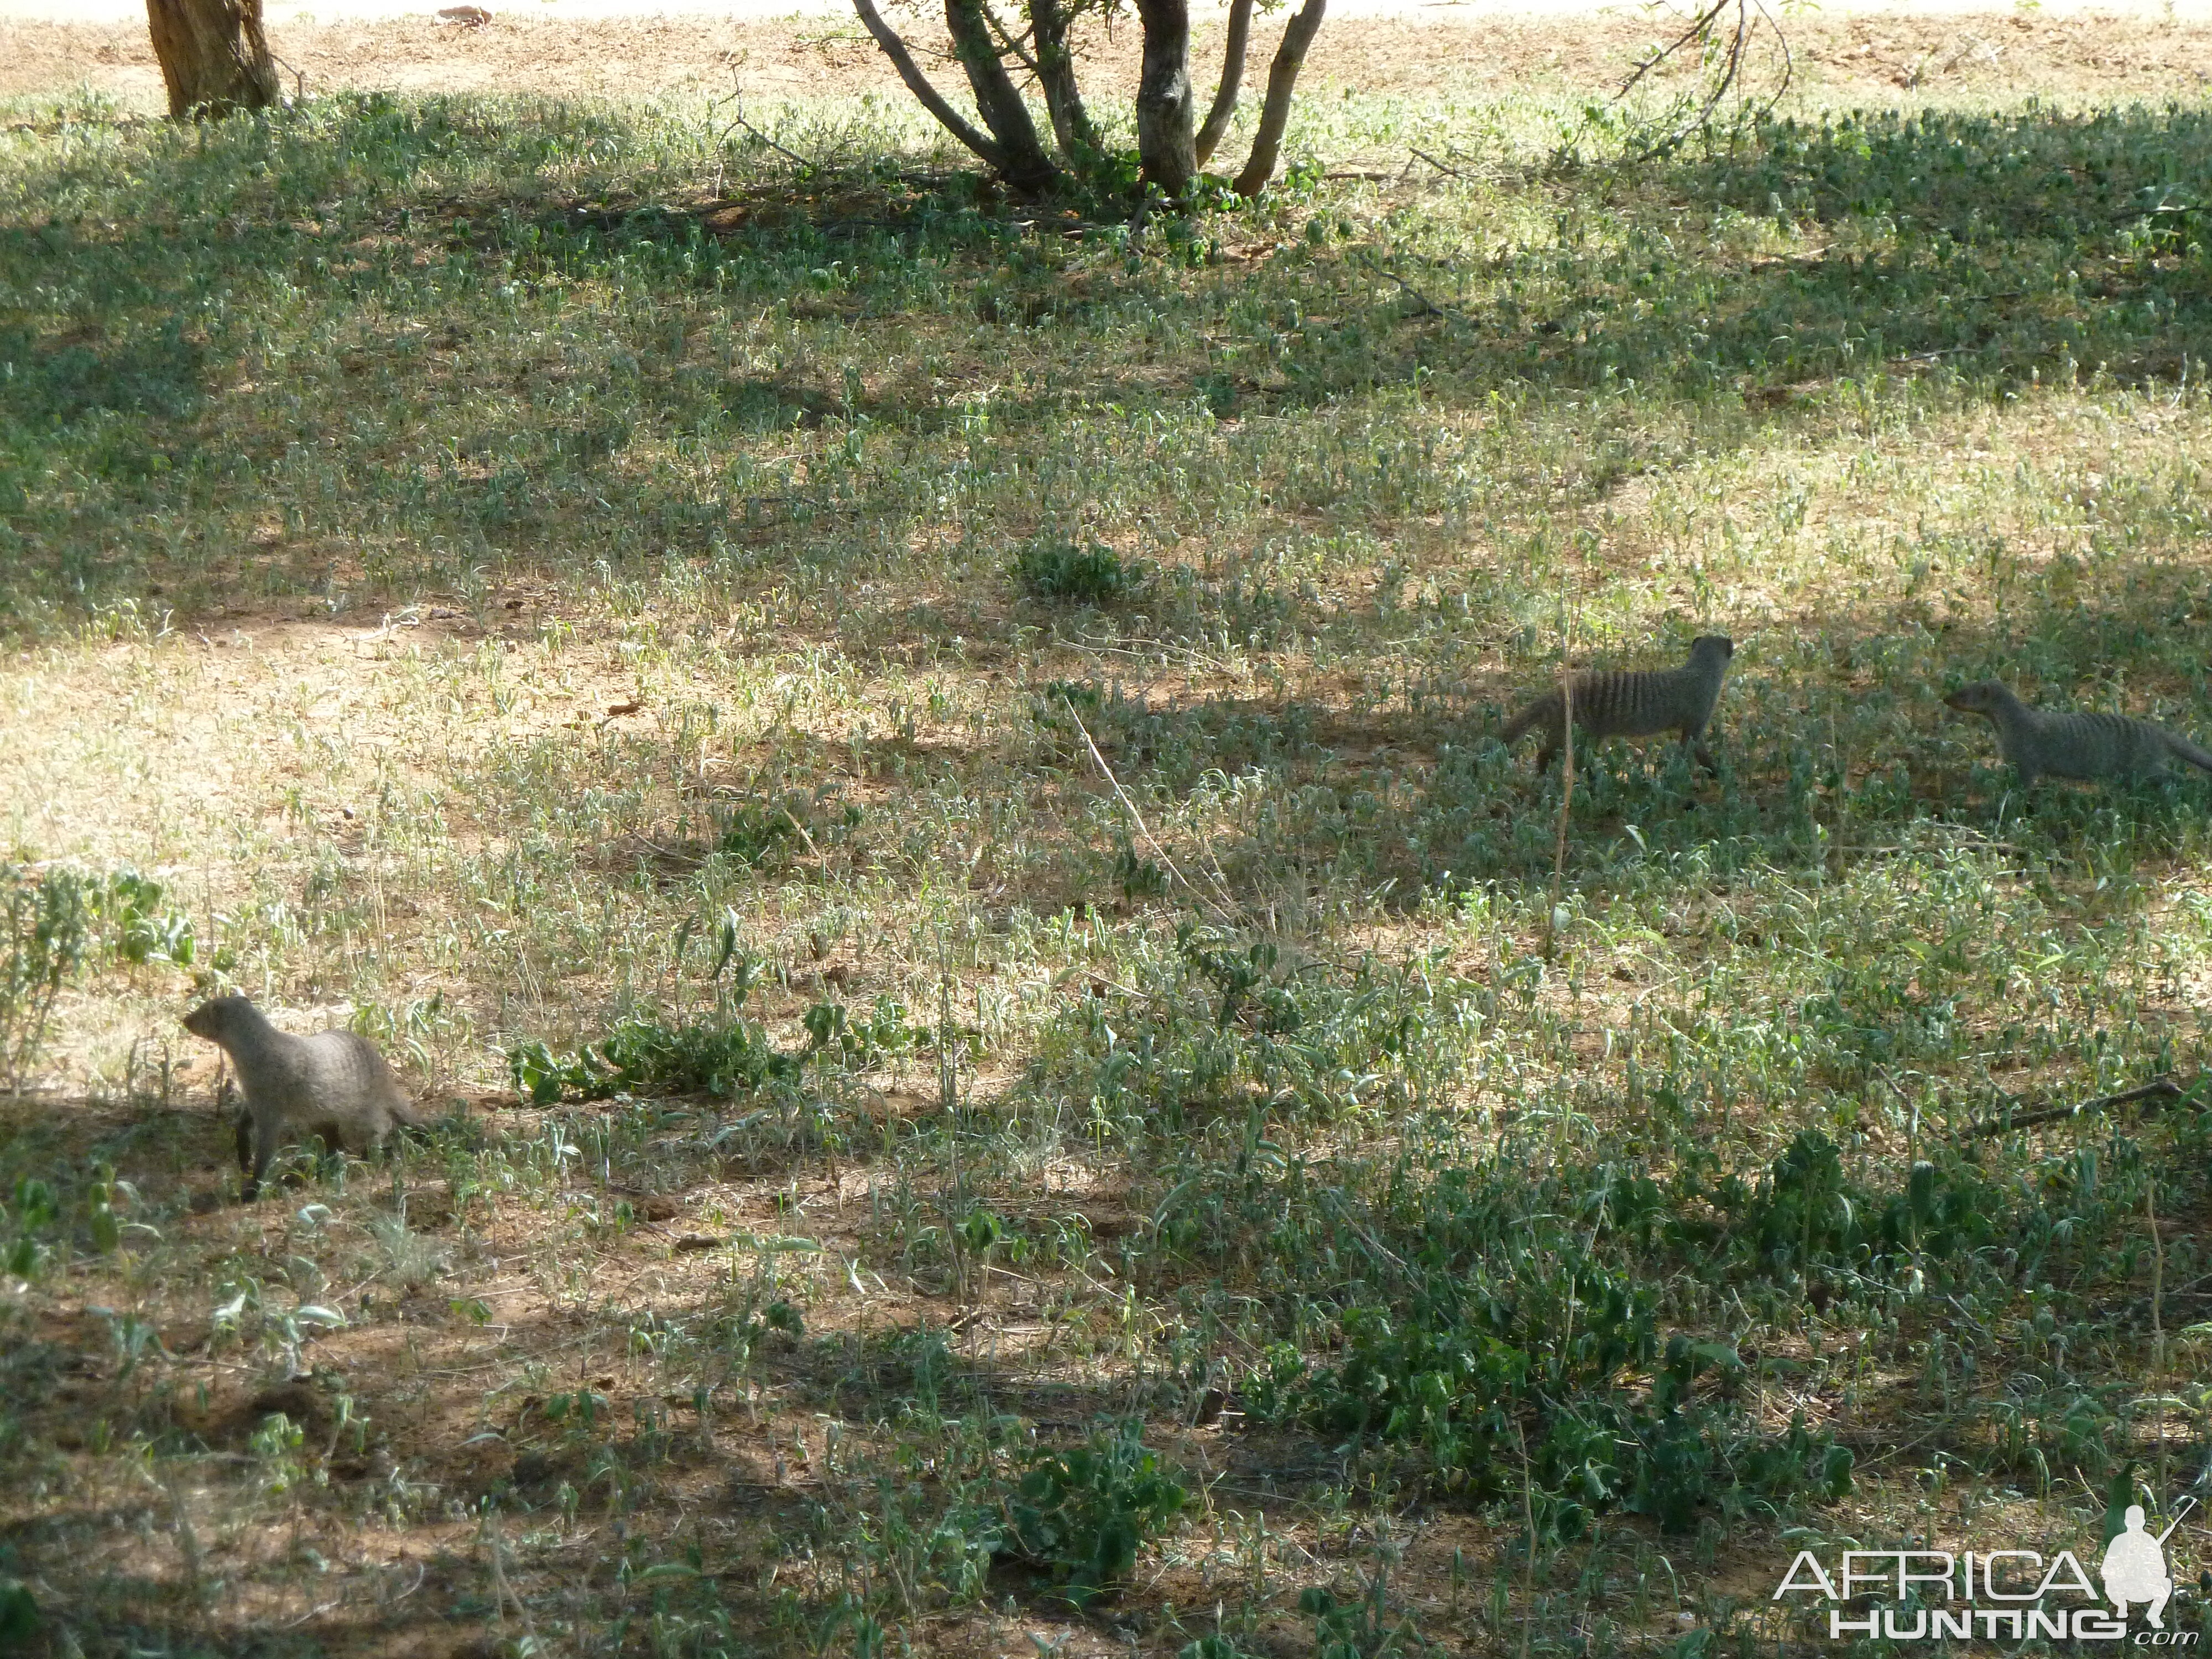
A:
853;0;1326;202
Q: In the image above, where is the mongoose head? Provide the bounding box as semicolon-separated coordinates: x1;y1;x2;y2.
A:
1689;635;1734;665
1943;680;2011;717
182;994;255;1042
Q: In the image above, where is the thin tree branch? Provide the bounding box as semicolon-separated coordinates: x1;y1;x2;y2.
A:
1194;0;1255;168
1615;0;1731;102
1062;695;1236;922
944;0;1062;191
1354;249;1475;327
1032;0;1103;160
1615;0;1793;160
1232;0;1326;197
849;0;1009;170
1409;145;1477;181
982;2;1042;75
712;86;818;174
1959;1075;2205;1140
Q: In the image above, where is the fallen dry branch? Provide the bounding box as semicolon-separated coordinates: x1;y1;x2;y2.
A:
1959;1074;2206;1140
1354;249;1475;327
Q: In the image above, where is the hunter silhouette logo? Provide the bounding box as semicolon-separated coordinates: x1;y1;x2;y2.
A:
1773;1495;2199;1644
2105;1503;2191;1631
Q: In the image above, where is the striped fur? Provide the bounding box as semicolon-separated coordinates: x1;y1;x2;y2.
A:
1500;635;1735;773
1944;680;2212;787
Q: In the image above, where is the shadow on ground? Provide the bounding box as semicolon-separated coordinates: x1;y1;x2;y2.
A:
4;96;2212;625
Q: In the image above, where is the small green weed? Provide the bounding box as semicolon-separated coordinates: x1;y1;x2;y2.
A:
510;994;921;1104
510;1014;804;1104
1299;1575;1419;1659
998;1423;1187;1606
1011;538;1143;606
0;1578;37;1651
713;793;862;871
1;864;194;1089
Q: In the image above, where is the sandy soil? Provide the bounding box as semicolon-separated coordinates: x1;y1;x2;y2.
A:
7;2;2212;112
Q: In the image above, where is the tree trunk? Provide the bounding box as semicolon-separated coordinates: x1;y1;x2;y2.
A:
1193;0;1254;169
1133;0;1197;197
1031;0;1102;163
944;0;1062;194
1232;0;1324;197
144;0;279;121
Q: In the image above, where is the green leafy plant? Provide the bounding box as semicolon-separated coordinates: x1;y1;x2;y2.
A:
510;1015;803;1104
0;866;91;1091
512;994;917;1106
0;1578;36;1652
1300;1575;1420;1659
1178;1636;1260;1659
998;1423;1187;1606
714;796;809;869
3;1178;58;1280
1012;538;1142;606
0;864;194;1091
802;997;917;1068
93;868;195;967
1255;1276;1851;1531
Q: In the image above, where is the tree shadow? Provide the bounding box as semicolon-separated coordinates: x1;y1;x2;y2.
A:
4;92;2211;639
1266;103;2212;424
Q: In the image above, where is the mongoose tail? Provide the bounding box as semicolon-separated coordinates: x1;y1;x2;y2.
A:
2163;731;2212;774
182;994;419;1199
1500;634;1735;774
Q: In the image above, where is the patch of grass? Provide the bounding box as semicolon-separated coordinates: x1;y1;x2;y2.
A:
7;37;2212;1659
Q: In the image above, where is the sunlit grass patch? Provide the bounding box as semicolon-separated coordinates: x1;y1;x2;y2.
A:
5;48;2212;1659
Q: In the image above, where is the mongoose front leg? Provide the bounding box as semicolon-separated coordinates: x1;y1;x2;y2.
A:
234;1107;253;1175
244;1114;280;1201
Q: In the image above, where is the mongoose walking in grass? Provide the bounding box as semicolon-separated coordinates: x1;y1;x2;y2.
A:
181;995;422;1199
1500;635;1735;773
1944;680;2212;787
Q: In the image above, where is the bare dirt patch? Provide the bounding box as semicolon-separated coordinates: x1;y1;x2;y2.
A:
8;6;2212;109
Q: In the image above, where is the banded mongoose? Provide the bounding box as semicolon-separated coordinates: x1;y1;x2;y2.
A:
1500;634;1736;773
181;995;422;1199
1944;680;2212;787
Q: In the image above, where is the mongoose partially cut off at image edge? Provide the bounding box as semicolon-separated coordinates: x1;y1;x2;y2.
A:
1943;680;2212;787
181;994;424;1199
1500;634;1736;774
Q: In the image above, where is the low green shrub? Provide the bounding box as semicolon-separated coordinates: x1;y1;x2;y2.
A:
509;995;923;1104
1;863;194;1088
1011;537;1143;605
997;1423;1187;1606
510;1014;800;1104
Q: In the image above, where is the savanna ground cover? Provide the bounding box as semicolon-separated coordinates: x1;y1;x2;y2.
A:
7;7;2212;1655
